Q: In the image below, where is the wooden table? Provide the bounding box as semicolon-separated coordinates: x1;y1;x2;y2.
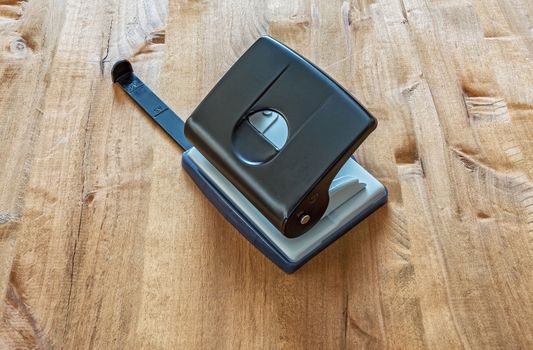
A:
1;0;532;348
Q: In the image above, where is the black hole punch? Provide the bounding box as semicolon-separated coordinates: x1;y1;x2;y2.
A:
111;60;134;83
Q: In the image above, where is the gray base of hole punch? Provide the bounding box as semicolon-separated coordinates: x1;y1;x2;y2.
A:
183;148;387;272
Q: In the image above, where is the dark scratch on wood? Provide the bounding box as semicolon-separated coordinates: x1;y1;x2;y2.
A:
100;19;114;76
62;82;94;339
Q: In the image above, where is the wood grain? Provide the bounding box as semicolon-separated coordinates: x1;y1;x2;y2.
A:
1;0;532;348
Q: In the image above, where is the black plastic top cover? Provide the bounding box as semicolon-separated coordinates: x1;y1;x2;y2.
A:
185;36;377;238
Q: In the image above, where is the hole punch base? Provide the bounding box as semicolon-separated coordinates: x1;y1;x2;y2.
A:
182;148;388;273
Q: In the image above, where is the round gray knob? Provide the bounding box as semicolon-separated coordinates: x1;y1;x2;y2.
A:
299;214;311;225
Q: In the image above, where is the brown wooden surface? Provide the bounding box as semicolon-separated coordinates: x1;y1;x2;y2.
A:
1;0;532;348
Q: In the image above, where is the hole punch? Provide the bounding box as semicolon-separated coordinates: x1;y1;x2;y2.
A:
112;36;387;273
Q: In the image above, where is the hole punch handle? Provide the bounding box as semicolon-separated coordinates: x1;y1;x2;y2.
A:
111;60;193;151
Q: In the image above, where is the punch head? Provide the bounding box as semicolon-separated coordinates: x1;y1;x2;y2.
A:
185;36;378;237
111;59;134;83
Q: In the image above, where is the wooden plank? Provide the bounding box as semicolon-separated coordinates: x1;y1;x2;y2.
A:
0;0;532;348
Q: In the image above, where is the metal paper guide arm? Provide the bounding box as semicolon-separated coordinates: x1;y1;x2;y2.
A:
112;60;193;151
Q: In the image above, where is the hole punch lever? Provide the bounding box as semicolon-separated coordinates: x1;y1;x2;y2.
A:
111;60;193;151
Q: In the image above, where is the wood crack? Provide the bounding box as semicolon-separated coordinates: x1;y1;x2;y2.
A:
342;286;348;350
399;0;409;24
100;18;114;76
62;82;94;341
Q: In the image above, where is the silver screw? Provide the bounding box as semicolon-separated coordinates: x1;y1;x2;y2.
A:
299;214;311;225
